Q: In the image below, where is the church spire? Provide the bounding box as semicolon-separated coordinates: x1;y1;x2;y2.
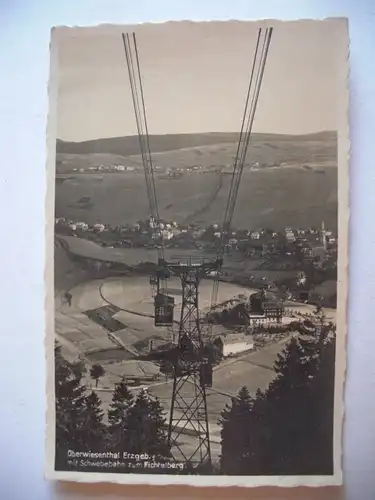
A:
321;220;327;251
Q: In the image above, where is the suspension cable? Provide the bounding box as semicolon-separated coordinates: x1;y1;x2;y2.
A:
122;33;165;262
209;27;273;314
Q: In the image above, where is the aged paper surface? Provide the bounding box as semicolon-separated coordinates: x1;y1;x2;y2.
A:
45;19;349;488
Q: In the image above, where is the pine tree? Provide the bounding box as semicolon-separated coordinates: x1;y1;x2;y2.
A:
251;330;335;475
307;333;336;474
273;336;318;385
83;391;106;450
259;336;319;474
107;382;134;450
219;386;254;474
55;346;88;460
244;388;268;474
125;390;170;458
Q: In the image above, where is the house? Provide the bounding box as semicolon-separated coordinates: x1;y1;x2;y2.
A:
161;229;174;240
214;333;254;358
285;230;296;243
250;231;260;240
75;221;89;231
249;290;284;322
263;301;284;322
93;223;105;233
248;314;270;326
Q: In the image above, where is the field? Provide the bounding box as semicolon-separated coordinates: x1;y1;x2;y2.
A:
55;131;338;230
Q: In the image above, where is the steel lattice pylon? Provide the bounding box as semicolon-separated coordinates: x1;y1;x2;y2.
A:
163;258;220;466
122;27;274;469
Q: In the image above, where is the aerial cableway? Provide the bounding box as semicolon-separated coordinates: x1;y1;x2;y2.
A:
209;26;273;318
122;33;173;331
121;26;273;469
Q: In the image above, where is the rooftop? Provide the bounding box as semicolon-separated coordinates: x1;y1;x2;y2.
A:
216;333;253;345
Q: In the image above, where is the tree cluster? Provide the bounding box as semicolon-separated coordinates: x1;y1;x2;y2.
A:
219;312;336;476
55;346;170;469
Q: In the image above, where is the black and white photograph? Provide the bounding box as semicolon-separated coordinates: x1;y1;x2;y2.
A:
46;19;349;486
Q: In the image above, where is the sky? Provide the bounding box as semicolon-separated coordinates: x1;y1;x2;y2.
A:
54;19;347;142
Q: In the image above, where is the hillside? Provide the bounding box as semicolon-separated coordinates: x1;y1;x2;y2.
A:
57;133;239;156
55;169;338;231
56;131;337;174
55;130;338;231
56;131;337;157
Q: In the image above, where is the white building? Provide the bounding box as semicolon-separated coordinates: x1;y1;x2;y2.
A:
75;222;89;231
93;223;105;233
161;229;174;240
248;314;269;326
285;230;296;243
216;333;254;358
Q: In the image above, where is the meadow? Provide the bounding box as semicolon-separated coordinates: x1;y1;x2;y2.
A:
55;168;337;231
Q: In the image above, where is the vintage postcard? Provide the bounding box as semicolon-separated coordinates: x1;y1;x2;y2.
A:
45;19;349;487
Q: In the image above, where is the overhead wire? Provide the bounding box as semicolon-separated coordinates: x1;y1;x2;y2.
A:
208;27;273;316
122;27;272;337
132;34;162;230
122;33;165;263
122;32;172;339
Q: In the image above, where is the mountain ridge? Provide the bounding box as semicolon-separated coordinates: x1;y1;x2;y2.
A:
56;131;336;156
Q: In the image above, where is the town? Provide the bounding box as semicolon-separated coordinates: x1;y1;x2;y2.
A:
55;214;337;309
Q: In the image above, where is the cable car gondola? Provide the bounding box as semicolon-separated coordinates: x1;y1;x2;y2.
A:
154;292;175;327
200;358;213;388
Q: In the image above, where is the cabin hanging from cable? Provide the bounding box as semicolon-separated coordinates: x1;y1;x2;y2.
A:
200;357;213;388
154;292;175;326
